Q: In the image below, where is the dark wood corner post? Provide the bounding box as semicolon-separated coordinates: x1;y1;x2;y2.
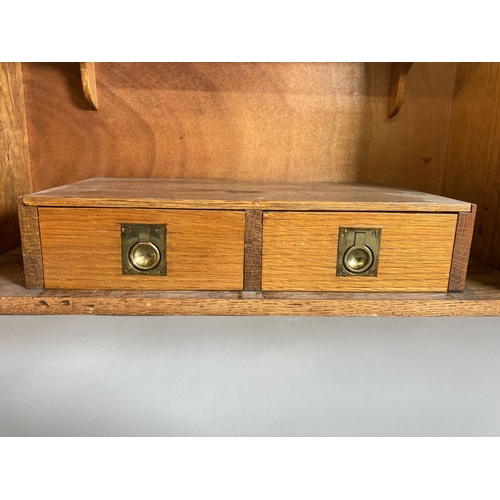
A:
243;210;263;291
17;199;43;288
448;205;477;292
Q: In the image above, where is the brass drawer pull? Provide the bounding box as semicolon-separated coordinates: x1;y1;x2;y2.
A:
121;223;167;276
337;227;381;277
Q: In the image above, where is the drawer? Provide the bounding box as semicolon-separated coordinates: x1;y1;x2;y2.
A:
38;208;245;290
262;212;458;292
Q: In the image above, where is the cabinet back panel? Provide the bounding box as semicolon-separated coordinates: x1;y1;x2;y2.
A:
22;62;456;195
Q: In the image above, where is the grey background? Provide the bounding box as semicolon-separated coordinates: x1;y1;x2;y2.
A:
0;315;499;436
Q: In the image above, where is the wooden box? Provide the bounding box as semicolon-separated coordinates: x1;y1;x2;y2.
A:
18;178;475;294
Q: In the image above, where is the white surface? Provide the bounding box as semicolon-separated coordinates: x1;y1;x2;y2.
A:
0;315;499;436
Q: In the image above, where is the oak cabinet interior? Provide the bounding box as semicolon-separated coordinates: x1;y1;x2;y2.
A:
1;62;499;316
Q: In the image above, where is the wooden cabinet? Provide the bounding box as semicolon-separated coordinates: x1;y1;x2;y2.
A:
17;178;474;297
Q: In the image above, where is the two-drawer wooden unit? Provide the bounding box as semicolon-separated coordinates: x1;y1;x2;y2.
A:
18;178;475;293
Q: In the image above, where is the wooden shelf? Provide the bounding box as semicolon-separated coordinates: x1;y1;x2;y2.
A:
1;247;500;316
77;62;413;118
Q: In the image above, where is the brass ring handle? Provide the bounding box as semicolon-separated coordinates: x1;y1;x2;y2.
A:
129;241;161;271
343;245;374;274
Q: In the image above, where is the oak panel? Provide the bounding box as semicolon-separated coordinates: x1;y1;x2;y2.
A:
38;208;245;290
262;212;458;292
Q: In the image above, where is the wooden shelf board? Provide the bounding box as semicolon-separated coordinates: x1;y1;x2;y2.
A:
1;248;500;316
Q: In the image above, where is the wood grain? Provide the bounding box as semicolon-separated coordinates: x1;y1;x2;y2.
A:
262;212;458;292
79;63;98;110
23;178;472;212
243;210;263;290
441;63;500;271
17;200;43;288
22;62;457;196
0;62;33;255
2;248;500;316
38;208;245;290
448;205;477;291
388;62;414;117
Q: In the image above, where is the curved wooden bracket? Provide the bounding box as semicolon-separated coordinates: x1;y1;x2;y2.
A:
79;62;98;110
388;62;413;118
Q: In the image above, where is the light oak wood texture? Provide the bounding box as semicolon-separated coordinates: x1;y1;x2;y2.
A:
243;210;263;290
23;178;472;212
79;62;98;110
2;248;500;316
17;200;43;288
22;62;457;196
448;206;477;291
0;62;33;255
262;212;458;292
388;62;414;118
441;63;500;271
38;208;245;290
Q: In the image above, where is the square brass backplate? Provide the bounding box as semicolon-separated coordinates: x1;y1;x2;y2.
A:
336;227;382;277
121;223;167;276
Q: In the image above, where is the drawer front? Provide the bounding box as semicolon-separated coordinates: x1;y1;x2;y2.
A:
262;212;458;292
39;208;245;290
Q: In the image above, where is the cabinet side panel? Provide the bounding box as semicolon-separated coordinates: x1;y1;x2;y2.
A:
17;200;43;288
448;206;477;292
262;212;458;292
0;63;33;255
442;63;500;270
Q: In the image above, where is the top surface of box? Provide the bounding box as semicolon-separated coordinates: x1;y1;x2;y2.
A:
22;178;472;212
